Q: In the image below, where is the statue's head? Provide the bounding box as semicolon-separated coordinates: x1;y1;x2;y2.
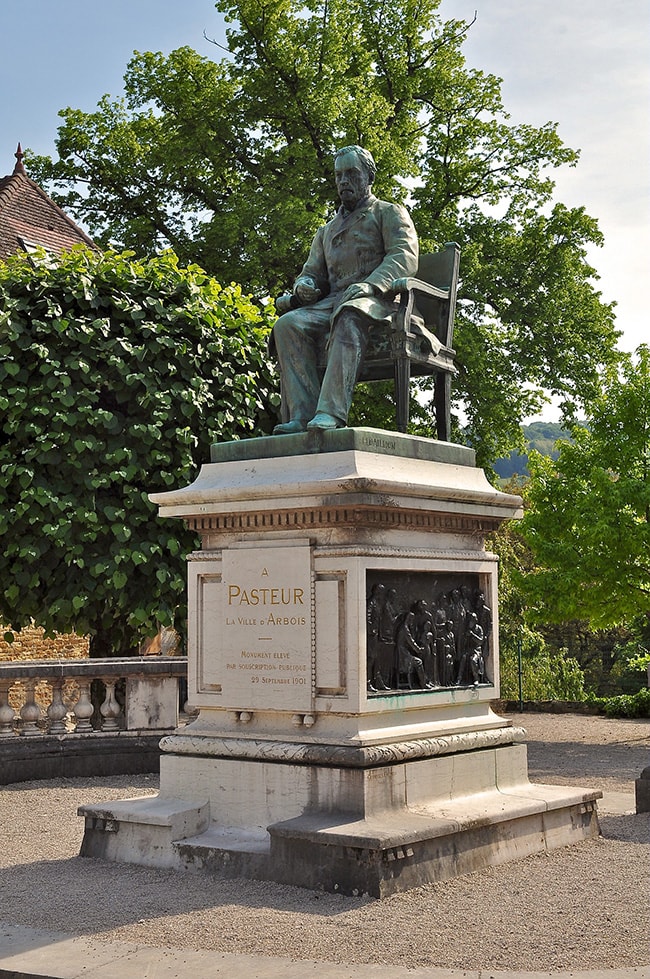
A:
334;145;377;180
334;145;376;210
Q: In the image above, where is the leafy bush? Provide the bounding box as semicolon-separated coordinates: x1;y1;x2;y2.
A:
599;688;650;718
0;247;279;652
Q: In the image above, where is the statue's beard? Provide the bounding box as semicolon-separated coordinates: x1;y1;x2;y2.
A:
341;190;370;213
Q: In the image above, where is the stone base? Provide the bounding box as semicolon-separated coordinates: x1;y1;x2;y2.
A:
78;434;600;896
0;732;165;786
79;730;601;897
265;796;600;897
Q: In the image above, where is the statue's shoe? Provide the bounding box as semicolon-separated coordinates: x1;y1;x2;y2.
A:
272;420;307;435
307;412;344;430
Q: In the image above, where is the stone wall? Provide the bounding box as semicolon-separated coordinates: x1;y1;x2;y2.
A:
0;625;89;662
1;626;89;711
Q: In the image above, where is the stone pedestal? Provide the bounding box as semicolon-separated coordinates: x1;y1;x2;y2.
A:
79;429;601;896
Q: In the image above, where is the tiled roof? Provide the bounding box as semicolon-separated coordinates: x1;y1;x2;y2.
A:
0;144;98;259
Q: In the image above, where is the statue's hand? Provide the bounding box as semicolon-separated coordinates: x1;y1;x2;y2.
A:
294;277;322;304
340;282;377;304
275;293;294;314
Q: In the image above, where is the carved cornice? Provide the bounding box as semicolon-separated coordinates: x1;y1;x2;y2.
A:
184;504;500;536
315;545;498;562
188;545;496;563
160;725;526;768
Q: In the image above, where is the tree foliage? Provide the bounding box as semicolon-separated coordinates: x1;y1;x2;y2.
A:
27;0;620;466
499;643;586;703
0;248;277;651
517;346;650;629
486;516;586;701
539;620;637;697
490;478;647;699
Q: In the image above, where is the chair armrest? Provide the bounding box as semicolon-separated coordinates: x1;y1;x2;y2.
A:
388;277;450;301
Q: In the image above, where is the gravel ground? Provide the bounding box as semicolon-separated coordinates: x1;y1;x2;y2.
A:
0;712;648;973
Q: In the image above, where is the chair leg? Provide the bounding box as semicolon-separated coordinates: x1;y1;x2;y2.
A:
434;372;451;442
394;358;411;433
280;378;289;423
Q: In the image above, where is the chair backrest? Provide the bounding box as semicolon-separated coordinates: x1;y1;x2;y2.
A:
414;242;460;349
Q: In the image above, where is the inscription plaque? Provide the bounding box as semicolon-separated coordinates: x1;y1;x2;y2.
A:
220;542;313;711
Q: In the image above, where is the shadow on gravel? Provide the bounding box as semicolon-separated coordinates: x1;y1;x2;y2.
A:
599;812;650;843
526;739;648;783
0;855;365;933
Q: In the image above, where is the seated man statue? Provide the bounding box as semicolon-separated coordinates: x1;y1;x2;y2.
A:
272;145;419;434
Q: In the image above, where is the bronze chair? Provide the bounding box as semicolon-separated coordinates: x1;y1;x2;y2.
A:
360;241;460;441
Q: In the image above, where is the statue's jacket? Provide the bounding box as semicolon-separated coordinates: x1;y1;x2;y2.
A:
295;195;419;326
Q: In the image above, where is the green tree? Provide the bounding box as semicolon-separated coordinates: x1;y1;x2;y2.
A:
27;0;620;467
499;642;586;703
0;247;278;654
517;345;650;630
487;512;586;702
491;482;645;699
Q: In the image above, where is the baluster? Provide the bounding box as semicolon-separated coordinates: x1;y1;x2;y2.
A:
0;679;16;736
73;679;94;733
100;677;122;732
47;678;68;735
20;678;42;736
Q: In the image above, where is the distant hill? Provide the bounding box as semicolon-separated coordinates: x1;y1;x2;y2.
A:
493;421;571;479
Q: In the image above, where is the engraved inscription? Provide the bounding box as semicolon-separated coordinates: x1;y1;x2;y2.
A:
361;434;398;452
366;768;392;780
220;544;313;710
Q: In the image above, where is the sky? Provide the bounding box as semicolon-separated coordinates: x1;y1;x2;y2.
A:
1;0;647;363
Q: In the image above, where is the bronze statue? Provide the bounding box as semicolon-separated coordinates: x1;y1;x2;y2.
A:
366;583;390;692
395;610;435;691
475;590;492;660
272;146;419;434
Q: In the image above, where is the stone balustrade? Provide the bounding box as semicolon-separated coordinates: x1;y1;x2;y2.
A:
0;656;189;738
